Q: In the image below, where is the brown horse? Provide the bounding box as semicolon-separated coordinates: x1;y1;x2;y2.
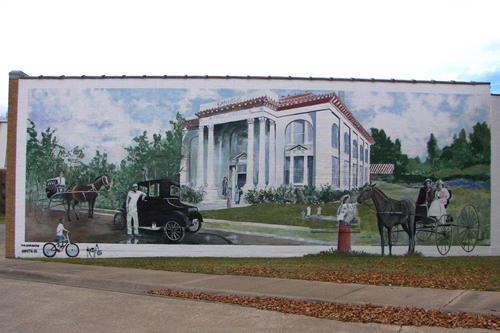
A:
357;184;416;255
65;175;111;221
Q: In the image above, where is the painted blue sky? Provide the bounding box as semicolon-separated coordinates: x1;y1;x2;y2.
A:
29;87;491;163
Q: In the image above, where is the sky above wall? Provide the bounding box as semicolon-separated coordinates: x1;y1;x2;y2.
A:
1;0;499;123
29;87;488;163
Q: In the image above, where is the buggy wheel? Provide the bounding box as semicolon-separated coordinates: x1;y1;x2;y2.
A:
457;205;479;253
163;219;185;243
415;216;436;242
435;223;452;256
65;243;80;257
113;212;126;230
42;243;57;257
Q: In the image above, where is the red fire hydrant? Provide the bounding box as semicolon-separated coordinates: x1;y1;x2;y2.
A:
337;224;351;252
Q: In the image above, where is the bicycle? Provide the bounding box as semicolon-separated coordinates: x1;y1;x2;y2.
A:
42;231;80;258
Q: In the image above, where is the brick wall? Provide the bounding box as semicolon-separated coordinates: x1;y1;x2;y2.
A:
0;169;5;215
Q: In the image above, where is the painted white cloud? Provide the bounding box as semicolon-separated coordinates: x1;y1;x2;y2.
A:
29;89;167;164
346;91;487;158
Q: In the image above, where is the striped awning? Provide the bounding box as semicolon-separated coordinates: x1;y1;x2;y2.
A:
370;164;395;174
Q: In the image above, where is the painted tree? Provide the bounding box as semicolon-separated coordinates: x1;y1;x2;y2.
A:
26;120;67;198
369;128;408;175
426;133;440;170
469;121;491;164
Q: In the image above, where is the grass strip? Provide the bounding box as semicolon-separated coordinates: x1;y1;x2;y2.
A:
148;289;499;330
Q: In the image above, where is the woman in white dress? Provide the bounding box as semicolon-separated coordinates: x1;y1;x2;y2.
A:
337;194;357;225
427;180;450;220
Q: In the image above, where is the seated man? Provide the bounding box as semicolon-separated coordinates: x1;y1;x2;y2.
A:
415;179;433;220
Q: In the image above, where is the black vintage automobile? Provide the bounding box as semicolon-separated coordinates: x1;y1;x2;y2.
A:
113;179;203;243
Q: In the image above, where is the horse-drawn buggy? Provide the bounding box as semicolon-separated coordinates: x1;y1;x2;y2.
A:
32;175;111;222
412;202;479;255
357;184;480;256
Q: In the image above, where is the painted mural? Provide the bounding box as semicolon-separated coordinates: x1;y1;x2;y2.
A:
23;84;491;257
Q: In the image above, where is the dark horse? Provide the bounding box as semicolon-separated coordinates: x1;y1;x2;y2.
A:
357;184;416;255
65;175;111;221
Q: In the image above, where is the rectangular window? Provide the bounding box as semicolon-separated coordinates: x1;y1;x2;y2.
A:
331;124;339;149
353;163;358;188
365;149;369;163
149;183;160;197
293;156;304;184
285;157;290;185
332;156;340;188
360;166;364;185
343;161;350;188
294;121;305;145
307;156;314;186
344;132;351;154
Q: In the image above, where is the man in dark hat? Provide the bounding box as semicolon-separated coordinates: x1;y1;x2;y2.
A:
416;179;434;218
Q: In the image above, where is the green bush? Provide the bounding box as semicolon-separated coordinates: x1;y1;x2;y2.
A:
180;186;204;204
244;185;351;205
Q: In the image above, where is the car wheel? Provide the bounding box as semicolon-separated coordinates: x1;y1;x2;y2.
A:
163;219;185;243
187;219;202;233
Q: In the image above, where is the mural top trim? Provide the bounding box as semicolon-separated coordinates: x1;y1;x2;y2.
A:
9;71;490;86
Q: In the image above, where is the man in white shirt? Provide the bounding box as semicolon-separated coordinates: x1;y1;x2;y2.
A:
126;183;146;236
48;171;66;193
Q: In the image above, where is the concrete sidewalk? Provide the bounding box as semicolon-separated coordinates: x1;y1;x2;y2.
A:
0;256;498;317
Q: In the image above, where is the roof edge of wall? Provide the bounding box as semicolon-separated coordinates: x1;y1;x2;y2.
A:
9;71;490;86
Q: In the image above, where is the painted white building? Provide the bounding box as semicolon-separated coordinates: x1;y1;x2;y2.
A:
180;91;373;202
0;119;7;169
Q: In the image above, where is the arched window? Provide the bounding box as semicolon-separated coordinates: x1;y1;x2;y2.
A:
353;140;358;158
344;132;350;154
285;120;313;145
229;127;247;157
365;148;369;163
331;123;339;148
360;144;364;162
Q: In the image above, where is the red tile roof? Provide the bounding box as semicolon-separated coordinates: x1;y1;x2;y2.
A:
187;92;374;144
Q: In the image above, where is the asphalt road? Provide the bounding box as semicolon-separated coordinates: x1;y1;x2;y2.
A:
5;276;484;333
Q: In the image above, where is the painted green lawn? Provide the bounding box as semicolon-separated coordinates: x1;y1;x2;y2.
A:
203;181;491;245
0;215;4;224
39;253;500;291
203;203;339;227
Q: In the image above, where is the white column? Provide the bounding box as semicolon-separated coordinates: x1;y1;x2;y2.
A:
243;118;255;191
179;128;188;186
207;124;215;187
196;126;205;187
269;120;276;187
205;123;218;200
274;121;285;185
257;117;267;189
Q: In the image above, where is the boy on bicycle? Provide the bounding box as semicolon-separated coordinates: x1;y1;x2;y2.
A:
55;218;68;248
